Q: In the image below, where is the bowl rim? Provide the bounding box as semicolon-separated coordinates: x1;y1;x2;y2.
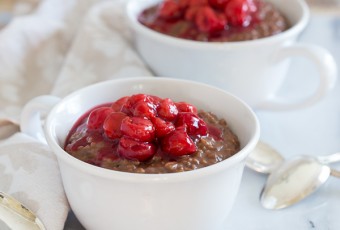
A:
125;0;310;50
45;77;260;183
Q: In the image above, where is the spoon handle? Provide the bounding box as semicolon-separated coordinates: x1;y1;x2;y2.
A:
330;168;340;178
316;152;340;164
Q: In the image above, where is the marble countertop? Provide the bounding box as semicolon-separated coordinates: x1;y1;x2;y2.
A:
225;12;340;230
64;10;340;230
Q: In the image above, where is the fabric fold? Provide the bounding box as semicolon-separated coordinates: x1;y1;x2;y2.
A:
0;0;153;229
0;133;69;230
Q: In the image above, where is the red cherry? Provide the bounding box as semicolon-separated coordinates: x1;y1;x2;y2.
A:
191;0;209;7
161;128;197;157
190;0;209;6
179;0;208;8
121;94;155;115
103;112;127;139
133;101;157;119
175;102;198;114
120;94;145;114
111;96;130;112
158;0;182;20
184;5;201;21
149;95;161;107
118;136;156;161
225;0;256;27
87;107;114;130
157;98;179;121
178;0;190;8
208;0;230;9
176;112;208;137
120;116;155;142
151;117;176;138
195;6;227;33
207;124;223;141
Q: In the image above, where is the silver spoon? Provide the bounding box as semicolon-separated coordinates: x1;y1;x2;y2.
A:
246;141;285;174
260;154;340;210
246;141;340;174
0;192;45;230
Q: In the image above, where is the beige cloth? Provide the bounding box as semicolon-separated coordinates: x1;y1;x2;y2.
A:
0;0;151;229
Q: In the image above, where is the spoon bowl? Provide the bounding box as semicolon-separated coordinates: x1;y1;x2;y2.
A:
260;155;340;210
246;141;340;209
0;192;45;230
246;141;284;174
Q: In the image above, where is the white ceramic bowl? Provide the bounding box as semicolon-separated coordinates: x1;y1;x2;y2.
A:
125;0;337;110
21;77;260;230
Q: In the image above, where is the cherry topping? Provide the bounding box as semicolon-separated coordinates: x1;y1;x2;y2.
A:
161;128;197;157
157;98;179;121
225;0;256;27
111;96;130;112
180;0;209;8
120;94;144;114
195;6;227;33
158;0;182;20
67;135;89;151
175;102;198;114
185;5;201;21
120;116;155;142
207;124;223;141
195;0;209;5
72;93;217;162
118;136;156;161
121;94;158;115
87;107;114;130
155;0;257;34
176;112;208;137
149;95;162;106
209;0;230;9
133;101;157;119
103;112;127;139
151;116;176;138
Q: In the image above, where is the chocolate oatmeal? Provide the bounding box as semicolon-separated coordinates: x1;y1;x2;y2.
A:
64;94;240;174
138;0;289;42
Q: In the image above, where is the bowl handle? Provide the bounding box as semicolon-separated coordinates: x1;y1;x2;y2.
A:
20;95;61;144
260;43;337;110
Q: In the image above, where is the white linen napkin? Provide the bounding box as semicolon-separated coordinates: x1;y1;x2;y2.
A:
51;0;152;98
0;132;69;230
0;0;97;124
0;0;152;229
